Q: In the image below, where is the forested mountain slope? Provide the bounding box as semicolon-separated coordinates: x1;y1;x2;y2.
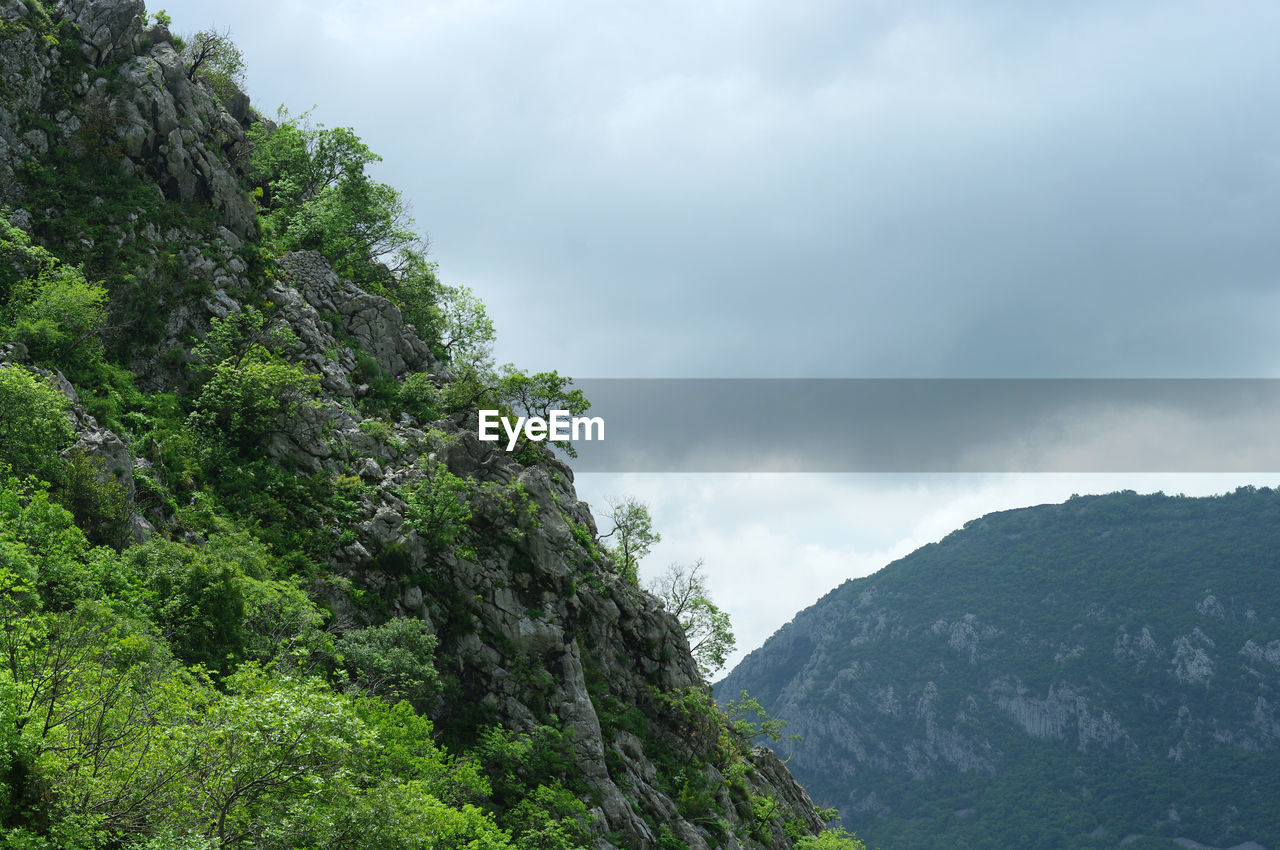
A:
718;487;1280;849
0;1;843;846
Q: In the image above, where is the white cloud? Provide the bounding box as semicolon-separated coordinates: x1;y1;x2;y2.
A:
575;472;1280;672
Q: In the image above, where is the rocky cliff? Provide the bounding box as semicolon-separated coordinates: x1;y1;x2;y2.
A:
719;488;1280;849
0;2;829;847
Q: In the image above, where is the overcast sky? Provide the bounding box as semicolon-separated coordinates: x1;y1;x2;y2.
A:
161;0;1280;671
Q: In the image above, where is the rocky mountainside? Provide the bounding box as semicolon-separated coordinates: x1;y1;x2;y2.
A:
719;488;1280;849
0;2;834;847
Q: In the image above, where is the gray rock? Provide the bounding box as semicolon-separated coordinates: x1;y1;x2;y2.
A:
55;0;145;66
69;424;135;501
278;251;436;377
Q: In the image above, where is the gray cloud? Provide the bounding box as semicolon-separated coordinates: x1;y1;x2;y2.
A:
163;0;1280;380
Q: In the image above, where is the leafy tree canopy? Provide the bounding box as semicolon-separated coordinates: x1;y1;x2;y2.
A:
0;366;74;485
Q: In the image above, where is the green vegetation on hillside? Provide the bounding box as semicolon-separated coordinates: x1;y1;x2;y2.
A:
0;3;851;847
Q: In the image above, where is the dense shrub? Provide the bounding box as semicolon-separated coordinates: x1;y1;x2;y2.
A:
0;365;74;484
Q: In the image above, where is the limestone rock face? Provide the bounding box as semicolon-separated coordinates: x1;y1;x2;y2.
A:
277;251;436;378
0;9;55;196
55;0;146;65
111;42;256;236
310;412;826;848
229;252;825;844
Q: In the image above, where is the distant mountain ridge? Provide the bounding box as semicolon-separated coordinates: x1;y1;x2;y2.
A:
718;488;1280;849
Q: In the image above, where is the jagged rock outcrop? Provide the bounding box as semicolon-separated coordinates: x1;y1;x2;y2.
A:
2;0;260;393
2;0;254;236
55;0;145;65
719;489;1280;849
304;399;825;846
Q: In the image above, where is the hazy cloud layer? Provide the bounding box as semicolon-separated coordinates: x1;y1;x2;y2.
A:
559;379;1280;471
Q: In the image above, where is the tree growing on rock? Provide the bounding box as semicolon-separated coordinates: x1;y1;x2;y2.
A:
181;27;246;108
188;308;320;453
599;496;660;585
648;559;736;679
248;110;422;292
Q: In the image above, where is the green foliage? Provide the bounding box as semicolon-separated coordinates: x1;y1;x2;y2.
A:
336;618;442;713
0;366;73;484
120;392;198;501
0;478;522;846
201;460;366;567
180;28;245;109
723;691;789;744
12;133;224;358
470;725;593;849
403;461;473;554
794;827;867;850
189;347;320;449
191;305;297;367
55;448;132;548
433;282;495;372
648;559;735;679
492;366;591;458
397;371;441;422
1;215;108;380
0;474;130;615
188;310;320;452
123;536;248;673
249;109;422;292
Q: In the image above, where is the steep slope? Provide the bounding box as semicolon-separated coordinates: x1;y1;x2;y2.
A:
0;2;833;847
719;488;1280;849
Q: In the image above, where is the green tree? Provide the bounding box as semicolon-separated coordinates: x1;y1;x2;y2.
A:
249;110;423;291
56;447;133;548
648;559;736;678
191;305;297;368
1;214;108;380
402;461;473;554
434;283;495;372
723;691;789;744
336;618;442;713
599;497;660;585
0;365;74;484
794;827;867;849
189;347;320;450
397;372;441;422
489;366;592;458
181;27;246;108
188;309;320;452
